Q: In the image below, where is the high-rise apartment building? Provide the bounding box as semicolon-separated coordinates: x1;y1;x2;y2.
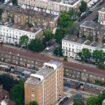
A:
25;60;64;105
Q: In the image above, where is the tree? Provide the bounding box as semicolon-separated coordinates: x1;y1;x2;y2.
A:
80;48;91;62
10;80;24;105
68;21;79;35
59;12;71;28
28;39;44;52
87;96;99;105
28;101;38;105
19;35;29;47
55;28;65;43
0;9;3;20
73;99;84;105
97;63;105;70
79;1;87;13
98;91;105;105
92;50;103;64
12;0;18;5
87;91;105;105
0;0;5;3
53;46;62;57
43;30;54;42
0;74;18;92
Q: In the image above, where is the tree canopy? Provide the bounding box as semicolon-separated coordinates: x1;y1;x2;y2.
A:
43;30;54;42
73;98;84;105
19;35;29;47
53;45;62;57
12;0;18;5
28;39;44;52
0;74;18;92
10;80;24;105
79;1;87;13
79;48;91;62
28;101;38;105
55;28;65;43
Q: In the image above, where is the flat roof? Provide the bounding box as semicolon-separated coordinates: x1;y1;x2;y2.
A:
80;21;105;32
26;60;61;85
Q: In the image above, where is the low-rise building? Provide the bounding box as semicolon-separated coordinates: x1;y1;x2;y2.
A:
0;85;15;105
18;0;82;14
62;35;105;58
80;21;105;46
1;5;59;32
25;60;64;105
98;8;105;25
0;22;43;44
0;45;105;85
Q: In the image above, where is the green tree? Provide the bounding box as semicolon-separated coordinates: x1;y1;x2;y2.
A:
19;35;29;47
59;12;71;28
53;46;62;57
0;74;18;92
73;99;84;105
87;96;99;105
12;0;18;5
97;63;105;70
98;91;105;105
43;30;54;41
55;29;65;43
92;50;103;63
68;21;79;35
80;48;91;62
28;101;38;105
10;80;24;105
28;39;44;52
0;9;3;20
79;1;87;13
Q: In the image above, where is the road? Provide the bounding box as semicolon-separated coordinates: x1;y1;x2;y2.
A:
80;0;105;24
0;61;36;73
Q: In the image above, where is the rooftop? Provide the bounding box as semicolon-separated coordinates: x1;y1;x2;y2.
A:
62;0;80;5
80;21;105;32
80;21;98;29
0;4;57;20
63;35;84;44
1;45;105;76
50;0;80;5
99;7;105;13
0;22;41;33
63;35;99;47
26;60;61;85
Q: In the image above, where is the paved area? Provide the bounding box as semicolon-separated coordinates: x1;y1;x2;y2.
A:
80;0;105;24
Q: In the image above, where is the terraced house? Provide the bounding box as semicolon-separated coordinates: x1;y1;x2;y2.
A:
0;45;105;87
1;5;58;32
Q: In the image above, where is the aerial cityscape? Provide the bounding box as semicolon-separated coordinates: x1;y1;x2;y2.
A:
0;0;105;105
